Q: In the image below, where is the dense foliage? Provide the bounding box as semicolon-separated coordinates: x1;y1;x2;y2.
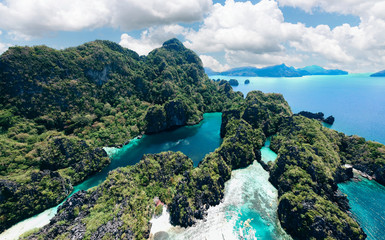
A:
269;116;367;239
338;135;385;185
2;36;385;240
0;38;241;232
22;121;262;239
22;90;291;239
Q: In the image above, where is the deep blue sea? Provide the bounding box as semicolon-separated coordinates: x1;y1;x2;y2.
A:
211;74;385;144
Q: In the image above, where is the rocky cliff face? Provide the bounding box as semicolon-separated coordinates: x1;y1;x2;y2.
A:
296;111;335;125
338;135;385;186
0;38;243;232
22;90;288;239
144;100;200;134
269;116;366;239
0;136;109;233
0;171;72;233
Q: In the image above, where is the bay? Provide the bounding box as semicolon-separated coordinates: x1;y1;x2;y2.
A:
0;113;223;240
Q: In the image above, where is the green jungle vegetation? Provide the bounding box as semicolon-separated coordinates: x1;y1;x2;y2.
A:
0;38;242;232
269;115;385;239
23;90;291;239
2;38;385;240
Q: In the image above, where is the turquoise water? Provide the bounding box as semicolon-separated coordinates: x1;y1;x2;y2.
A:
5;74;385;239
212;74;385;144
76;112;222;191
0;113;223;240
164;147;290;240
338;176;385;240
261;137;277;164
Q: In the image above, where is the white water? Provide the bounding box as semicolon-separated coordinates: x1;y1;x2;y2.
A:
150;160;291;240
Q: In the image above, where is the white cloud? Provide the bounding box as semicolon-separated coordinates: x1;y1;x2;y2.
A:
179;0;385;72
182;0;306;68
199;55;230;72
110;0;212;30
0;42;9;54
0;0;212;39
184;0;293;54
119;24;186;55
0;31;11;54
1;0;384;72
276;0;385;71
224;49;305;68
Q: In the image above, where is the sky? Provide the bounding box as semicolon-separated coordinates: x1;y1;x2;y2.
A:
0;0;384;73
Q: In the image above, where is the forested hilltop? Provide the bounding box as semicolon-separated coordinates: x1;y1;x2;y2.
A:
2;38;385;240
0;39;242;232
24;90;385;240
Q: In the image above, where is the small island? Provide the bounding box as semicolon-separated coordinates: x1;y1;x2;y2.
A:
370;70;385;77
245;79;250;84
229;79;239;86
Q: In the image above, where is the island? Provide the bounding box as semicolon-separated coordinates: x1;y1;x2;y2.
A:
205;64;348;77
1;38;384;240
0;38;241;233
370;70;385;77
228;79;239;86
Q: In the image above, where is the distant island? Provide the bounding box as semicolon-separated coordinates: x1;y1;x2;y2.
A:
206;64;348;77
370;70;385;77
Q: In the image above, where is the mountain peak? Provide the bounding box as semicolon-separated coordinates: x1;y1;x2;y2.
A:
162;38;185;51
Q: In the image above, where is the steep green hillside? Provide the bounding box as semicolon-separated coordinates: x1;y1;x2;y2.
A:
0;39;241;232
23;90;291;240
270;116;366;239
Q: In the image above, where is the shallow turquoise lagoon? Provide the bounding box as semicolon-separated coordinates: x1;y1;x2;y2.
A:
1;113;223;239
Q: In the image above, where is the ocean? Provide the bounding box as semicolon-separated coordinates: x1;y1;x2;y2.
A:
211;73;385;144
3;74;385;240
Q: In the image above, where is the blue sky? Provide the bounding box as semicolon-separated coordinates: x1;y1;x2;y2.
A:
0;0;384;72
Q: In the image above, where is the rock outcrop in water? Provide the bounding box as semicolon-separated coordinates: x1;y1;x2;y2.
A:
228;79;239;86
296;111;335;125
338;135;385;186
0;39;242;232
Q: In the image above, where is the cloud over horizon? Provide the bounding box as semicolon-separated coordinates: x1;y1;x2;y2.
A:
0;0;384;72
